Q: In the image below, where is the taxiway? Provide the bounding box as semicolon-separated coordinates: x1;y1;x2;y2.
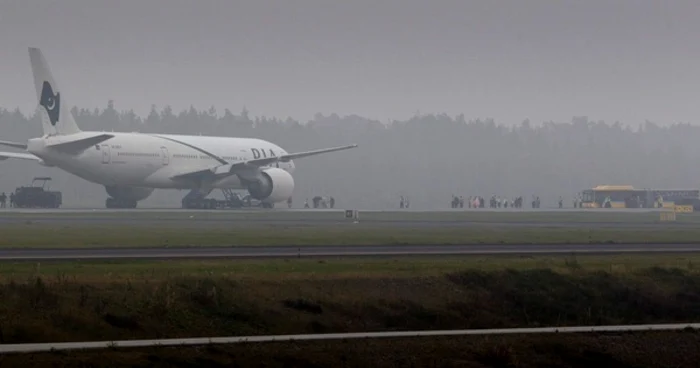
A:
1;243;700;261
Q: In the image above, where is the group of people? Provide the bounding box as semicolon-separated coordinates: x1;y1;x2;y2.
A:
303;195;336;209
0;192;14;208
451;195;528;209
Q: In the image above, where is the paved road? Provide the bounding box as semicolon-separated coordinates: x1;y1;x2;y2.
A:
0;207;668;213
1;323;697;353
0;207;689;229
0;217;675;228
2;243;700;261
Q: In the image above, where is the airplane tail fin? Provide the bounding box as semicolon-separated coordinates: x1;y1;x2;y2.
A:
28;47;81;136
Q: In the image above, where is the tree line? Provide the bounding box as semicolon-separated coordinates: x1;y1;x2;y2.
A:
0;102;698;209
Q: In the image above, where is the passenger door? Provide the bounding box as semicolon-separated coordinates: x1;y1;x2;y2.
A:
160;146;169;166
101;144;110;164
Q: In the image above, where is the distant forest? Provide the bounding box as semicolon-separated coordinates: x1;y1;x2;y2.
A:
0;102;699;209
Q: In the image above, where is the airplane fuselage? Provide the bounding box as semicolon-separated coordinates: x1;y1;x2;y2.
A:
27;132;295;190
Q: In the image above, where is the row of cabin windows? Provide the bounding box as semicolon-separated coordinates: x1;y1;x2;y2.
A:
173;154;243;161
117;152;159;157
99;146;246;162
113;151;245;161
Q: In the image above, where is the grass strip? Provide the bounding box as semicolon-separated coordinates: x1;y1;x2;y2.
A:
0;254;699;346
1;253;700;280
1;224;700;247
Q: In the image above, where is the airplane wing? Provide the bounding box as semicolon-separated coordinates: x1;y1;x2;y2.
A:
46;133;114;154
239;144;359;168
0;152;41;162
0;140;28;149
171;144;358;182
0;134;114;155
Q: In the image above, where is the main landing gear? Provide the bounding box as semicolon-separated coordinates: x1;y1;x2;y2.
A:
180;188;274;209
181;188;215;209
105;197;137;208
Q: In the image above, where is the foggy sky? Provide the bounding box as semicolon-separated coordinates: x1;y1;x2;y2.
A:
1;0;700;125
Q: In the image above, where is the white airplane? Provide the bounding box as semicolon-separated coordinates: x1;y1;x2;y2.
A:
0;48;357;208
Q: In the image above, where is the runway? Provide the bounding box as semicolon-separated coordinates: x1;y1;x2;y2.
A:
0;207;692;229
0;207;669;213
2;243;700;261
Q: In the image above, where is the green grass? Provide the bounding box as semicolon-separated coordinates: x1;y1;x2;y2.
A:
4;254;700;367
1;255;700;345
1;208;699;248
3;254;700;281
1;222;700;247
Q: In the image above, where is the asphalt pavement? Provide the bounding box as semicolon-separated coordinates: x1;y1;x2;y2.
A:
0;207;689;229
1;243;700;261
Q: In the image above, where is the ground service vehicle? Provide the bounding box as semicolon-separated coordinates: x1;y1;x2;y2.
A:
580;185;700;209
181;189;262;209
13;177;62;208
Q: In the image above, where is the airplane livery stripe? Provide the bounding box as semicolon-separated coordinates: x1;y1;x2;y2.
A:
149;134;228;165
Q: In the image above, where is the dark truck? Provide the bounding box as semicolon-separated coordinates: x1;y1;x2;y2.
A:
13;177;62;208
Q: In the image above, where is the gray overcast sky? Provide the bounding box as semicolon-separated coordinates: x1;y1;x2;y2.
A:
1;0;699;125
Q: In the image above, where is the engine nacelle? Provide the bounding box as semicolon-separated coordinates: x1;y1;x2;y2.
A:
105;185;155;202
246;168;295;203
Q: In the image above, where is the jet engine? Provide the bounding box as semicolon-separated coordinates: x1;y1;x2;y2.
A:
104;185;154;208
245;168;294;205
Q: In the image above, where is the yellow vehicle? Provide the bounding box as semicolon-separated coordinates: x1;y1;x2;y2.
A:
580;185;700;209
580;185;638;208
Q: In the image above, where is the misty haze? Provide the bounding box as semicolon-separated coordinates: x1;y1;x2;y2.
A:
4;2;700;367
1;1;700;208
